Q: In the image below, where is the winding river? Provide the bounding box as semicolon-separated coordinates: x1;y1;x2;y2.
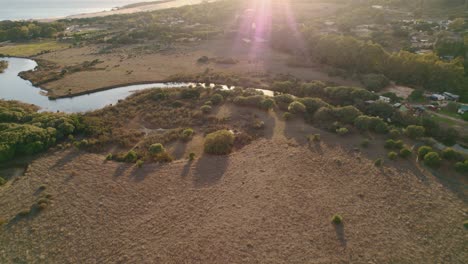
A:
0;57;189;113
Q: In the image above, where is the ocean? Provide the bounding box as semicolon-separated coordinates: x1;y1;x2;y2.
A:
0;0;151;21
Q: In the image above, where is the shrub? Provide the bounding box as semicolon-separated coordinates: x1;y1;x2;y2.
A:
106;153;113;160
180;88;200;99
288;101;306;114
283;112;293;120
189;152;196;161
260;98;275;110
464;220;468;229
274;94;295;110
399;148;412;158
0;176;5;186
360;139;370;148
308;134;321;142
374;158;384;167
331;214;343;225
418;146;433;159
424;152;442;168
136;160;144;168
441;148;464;161
389;129;401;139
297;98;329;115
181;128;194;141
388;151;398;160
385;139;404;150
124;150;138;163
455;160;468;174
204;130;235;155
210;94;224;105
336;127;349;136
154;152;173;163
405;125;425;139
149;143;165;155
361;73;390;91
200;105;212;114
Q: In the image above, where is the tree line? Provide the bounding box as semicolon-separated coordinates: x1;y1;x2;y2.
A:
0;21;65;42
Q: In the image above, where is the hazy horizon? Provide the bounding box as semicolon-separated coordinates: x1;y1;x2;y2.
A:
0;0;157;21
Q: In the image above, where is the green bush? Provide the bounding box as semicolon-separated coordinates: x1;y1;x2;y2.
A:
308;134;321;142
399;148;412;158
106;153;113;160
405;125;425;139
181;128;194;141
441;148;464;161
154;152;173;163
124;150;138;163
260;98;275;110
464;220;468;229
136;160;144;168
385;139;404;150
331;214;343;225
274;94;295;110
418;146;433;159
360;139;370;148
200;105;212;114
455;160;468;174
361;73;390;91
374;158;384;167
189;152;196;161
204;130;235;155
389;129;401;139
288;101;307;114
336;127;349;136
424;152;442;168
0;176;6;186
388;151;398;160
210;94;224;105
149;143;165;155
283;112;293;121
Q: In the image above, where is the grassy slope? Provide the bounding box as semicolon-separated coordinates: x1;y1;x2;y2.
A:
0;41;69;57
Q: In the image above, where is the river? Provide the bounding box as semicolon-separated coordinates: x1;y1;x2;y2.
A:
0;57;188;113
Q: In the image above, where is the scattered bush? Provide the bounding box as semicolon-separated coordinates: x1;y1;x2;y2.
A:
331;214;343;225
181;128;194;141
200;105;212;114
204;130;235;155
149;143;165;155
360;139;370;148
210;94;224;105
274;94;295;110
361;73;390;91
260;98;275;110
374;158;384;167
136;160;144;168
0;176;6;186
154;152;173;163
106;153;113;160
388;151;398;160
388;129;401;139
189;152;196;161
455;160;468;174
288;101;307;114
424;152;442;168
124;150;138;163
405;125;425;139
336;127;349;136
418;146;433;159
441;148;464;161
399;148;412;158
308;134;321;142
283;112;293;120
384;139;404;150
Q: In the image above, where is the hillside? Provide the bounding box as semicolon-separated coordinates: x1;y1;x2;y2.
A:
0;114;466;263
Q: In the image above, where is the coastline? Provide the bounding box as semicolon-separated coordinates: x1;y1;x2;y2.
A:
37;0;217;22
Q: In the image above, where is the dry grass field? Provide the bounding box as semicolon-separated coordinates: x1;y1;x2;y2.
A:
1;103;467;263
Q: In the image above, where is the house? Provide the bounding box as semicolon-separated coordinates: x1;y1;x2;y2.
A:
378;96;391;103
458;105;468;115
443;92;460;101
429;94;445;101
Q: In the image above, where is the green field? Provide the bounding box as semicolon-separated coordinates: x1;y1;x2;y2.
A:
0;41;69;57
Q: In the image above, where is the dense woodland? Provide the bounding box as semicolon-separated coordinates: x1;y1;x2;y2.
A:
0;21;64;42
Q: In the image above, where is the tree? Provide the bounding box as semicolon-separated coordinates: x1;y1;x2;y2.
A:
204;130;235;155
